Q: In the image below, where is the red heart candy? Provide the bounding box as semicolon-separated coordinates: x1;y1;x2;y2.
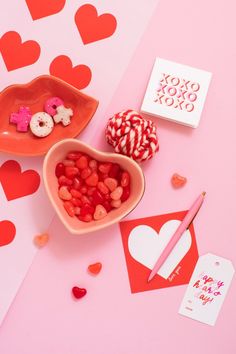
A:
171;173;187;188
88;262;102;275
25;0;66;20
72;286;87;299
0;160;40;201
0;31;40;71
34;233;49;248
49;55;92;90
75;4;117;45
0;220;16;247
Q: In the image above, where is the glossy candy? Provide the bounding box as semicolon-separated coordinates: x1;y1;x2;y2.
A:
97;181;109;195
56;151;131;222
121;186;130;202
121;171;130;187
110;186;123;200
34;233;49;247
85;172;99;186
89;160;97;170
67;151;82;160
109;163;120;178
81;167;92;179
88;262;102;275
94;204;107;220
98;163;112;174
80;203;95;216
65;166;79;179
72;177;82;190
58;186;72;200
78;214;93;222
62;159;75;167
111;199;121;208
72;286;87;299
104;177;117;191
58;175;73;186
76;156;88;169
64;201;75;217
55;163;65;178
92;189;104;205
171;173;187;188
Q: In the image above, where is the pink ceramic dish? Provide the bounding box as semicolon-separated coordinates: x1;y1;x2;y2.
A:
43;139;145;235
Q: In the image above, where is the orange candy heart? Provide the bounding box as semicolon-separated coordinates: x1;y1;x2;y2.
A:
171;173;187;188
88;262;102;275
34;233;49;247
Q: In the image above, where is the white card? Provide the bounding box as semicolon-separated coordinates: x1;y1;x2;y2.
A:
141;58;212;128
179;253;235;326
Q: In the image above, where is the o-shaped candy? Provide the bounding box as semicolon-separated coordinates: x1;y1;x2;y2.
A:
30;112;54;138
44;97;64;116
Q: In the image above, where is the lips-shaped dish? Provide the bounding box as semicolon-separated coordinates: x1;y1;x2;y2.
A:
43;139;145;235
0;75;98;156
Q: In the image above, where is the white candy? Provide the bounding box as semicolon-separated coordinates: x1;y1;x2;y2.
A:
53;105;73;126
30;112;54;138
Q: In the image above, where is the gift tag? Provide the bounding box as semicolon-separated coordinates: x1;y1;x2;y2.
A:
179;253;235;326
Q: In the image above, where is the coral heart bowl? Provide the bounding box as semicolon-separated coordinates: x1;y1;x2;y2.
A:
43;139;145;235
0;75;98;156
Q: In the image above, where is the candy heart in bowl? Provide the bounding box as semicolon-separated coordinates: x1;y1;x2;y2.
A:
0;75;98;156
43;139;145;234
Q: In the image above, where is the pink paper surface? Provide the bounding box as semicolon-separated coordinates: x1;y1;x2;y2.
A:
0;1;236;354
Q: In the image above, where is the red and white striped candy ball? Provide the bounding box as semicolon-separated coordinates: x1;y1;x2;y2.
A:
105;110;159;162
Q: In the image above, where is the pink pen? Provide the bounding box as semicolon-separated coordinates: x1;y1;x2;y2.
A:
148;192;206;282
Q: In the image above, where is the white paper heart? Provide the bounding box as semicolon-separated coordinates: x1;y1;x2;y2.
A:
128;220;192;279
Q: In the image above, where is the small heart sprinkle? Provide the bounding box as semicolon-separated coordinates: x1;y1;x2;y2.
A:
72;286;87;299
171;173;187;188
88;262;102;275
34;233;49;247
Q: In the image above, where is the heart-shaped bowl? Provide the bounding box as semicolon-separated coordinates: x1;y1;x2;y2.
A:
43;139;145;235
0;75;98;156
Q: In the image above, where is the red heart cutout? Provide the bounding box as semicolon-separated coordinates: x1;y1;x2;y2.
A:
0;31;40;71
72;286;87;299
0;160;40;201
0;220;16;247
75;4;117;44
50;55;92;90
25;0;66;20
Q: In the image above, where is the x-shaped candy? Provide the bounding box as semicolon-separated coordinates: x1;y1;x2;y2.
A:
54;105;73;126
10;106;32;132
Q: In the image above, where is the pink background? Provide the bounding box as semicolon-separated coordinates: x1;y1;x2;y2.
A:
0;0;236;353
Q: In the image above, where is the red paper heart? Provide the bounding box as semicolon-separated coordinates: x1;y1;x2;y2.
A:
0;31;41;71
72;286;87;299
0;160;40;201
50;55;92;90
75;4;117;44
0;220;16;247
25;0;66;20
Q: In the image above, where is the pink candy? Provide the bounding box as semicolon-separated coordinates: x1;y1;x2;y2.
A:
10;106;32;132
44;97;64;116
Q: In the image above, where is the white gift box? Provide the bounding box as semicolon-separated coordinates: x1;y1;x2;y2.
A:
141;58;212;128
